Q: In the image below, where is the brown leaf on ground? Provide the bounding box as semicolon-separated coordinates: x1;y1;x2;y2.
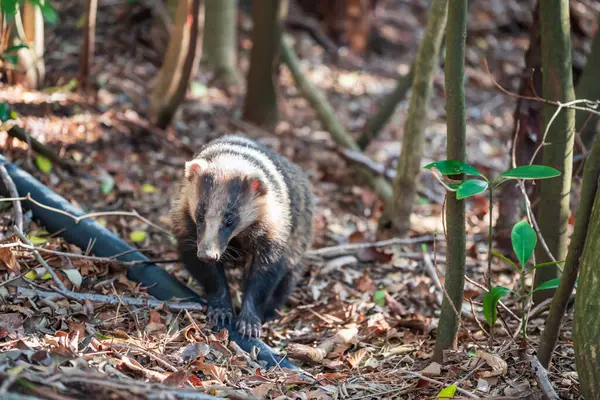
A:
0;247;19;272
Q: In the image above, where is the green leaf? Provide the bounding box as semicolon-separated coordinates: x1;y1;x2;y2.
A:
24;270;37;280
190;81;208;97
456;179;488;199
41;272;52;280
0;103;11;122
0;0;18;17
3;54;17;65
100;175;115;194
483;286;511;326
529;260;566;272
27;235;47;245
499;165;561;180
35;155;53;174
437;384;457;399
533;278;560;293
511;221;537;268
29;0;58;23
424;160;486;179
491;251;520;273
5;44;28;53
141;184;158;193
373;290;386;307
130;230;147;243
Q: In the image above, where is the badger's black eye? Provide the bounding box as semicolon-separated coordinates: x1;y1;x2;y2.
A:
225;217;234;227
197;215;204;224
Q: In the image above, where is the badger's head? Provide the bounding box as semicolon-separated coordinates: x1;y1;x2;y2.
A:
184;157;268;262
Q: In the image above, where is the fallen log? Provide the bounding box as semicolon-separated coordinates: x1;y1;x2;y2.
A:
0;154;299;371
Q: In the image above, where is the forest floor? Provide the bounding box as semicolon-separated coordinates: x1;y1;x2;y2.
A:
0;0;595;398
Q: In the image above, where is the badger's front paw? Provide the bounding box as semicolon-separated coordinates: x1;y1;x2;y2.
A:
205;296;233;328
236;308;262;339
206;306;233;327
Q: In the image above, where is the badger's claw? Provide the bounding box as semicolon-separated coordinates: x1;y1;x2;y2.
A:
206;307;233;328
236;310;262;339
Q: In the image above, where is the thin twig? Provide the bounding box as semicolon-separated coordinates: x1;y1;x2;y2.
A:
423;251;459;317
0;193;172;236
11;242;177;266
14;226;68;292
0;165;23;232
485;58;600;117
17;287;204;312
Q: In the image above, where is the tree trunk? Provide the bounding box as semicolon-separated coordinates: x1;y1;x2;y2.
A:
149;0;204;129
242;0;288;132
377;0;447;238
14;3;45;89
577;13;600;150
533;0;576;304
433;0;467;362
201;0;242;88
573;171;600;400
78;0;98;91
494;2;542;254
538;134;600;368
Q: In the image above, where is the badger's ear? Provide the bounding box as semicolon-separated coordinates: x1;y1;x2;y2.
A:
185;159;208;181
247;175;268;197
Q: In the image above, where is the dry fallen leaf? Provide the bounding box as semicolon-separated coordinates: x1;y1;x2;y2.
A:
476;350;508;378
145;310;165;333
347;348;369;368
0;247;19;272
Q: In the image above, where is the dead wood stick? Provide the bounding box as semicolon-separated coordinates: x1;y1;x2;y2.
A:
7;126;72;170
286;326;358;363
0;165;23;231
308;235;439;258
17;287;204;312
529;355;559;400
14;225;68;292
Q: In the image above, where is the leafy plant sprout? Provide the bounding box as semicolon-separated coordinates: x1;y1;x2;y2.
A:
424;160;562;340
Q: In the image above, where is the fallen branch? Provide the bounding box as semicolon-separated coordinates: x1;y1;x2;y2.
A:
17;287;204;312
6;125;72;171
286;326;358;363
307;235;439;258
529;355;559;400
0;165;23;232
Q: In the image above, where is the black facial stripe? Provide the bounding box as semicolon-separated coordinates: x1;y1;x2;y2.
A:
195;173;214;221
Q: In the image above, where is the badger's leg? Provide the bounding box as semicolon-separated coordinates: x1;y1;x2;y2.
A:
262;269;296;322
236;259;287;338
180;247;233;327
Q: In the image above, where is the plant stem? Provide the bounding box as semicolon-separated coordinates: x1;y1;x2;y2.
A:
488;187;494;340
521;272;527;345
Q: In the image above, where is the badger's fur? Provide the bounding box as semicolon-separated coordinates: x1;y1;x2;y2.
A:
171;135;313;338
